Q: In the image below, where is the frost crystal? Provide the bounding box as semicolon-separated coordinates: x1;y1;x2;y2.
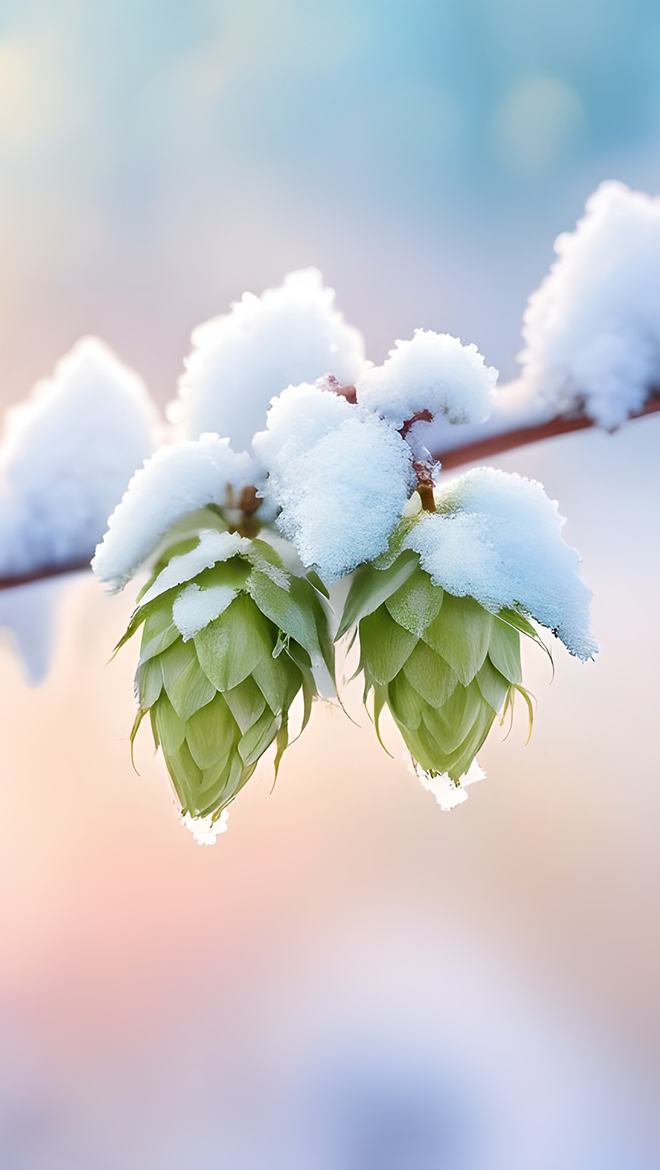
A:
520;181;660;428
182;809;229;845
0;337;158;577
92;434;258;592
254;383;415;581
172;583;237;641
357;330;497;429
171;268;365;452
404;467;597;660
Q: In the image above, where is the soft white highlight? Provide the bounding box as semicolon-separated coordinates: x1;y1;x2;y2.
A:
172;268;366;452
404;467;596;660
520;181;660;428
92;434;257;592
0;337;159;577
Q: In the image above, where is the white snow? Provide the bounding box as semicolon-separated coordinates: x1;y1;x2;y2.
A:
92;434;258;592
254;382;415;581
404;467;597;660
140;530;250;606
172;583;237;640
252;380;355;471
182;809;229;844
411;757;485;810
171;268;366;452
0;337;159;577
519;181;660;429
357;330;497;430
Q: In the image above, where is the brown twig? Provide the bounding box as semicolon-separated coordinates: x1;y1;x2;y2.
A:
435;393;660;470
1;395;659;594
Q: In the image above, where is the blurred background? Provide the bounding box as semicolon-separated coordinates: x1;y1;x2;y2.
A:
1;1;659;1165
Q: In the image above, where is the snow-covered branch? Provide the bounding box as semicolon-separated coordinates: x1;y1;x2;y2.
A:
2;179;660;602
1;393;658;594
5;179;660;830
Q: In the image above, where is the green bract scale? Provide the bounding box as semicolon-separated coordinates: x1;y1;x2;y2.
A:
117;507;334;826
337;548;541;787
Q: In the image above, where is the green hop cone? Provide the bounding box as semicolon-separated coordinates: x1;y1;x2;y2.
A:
337;548;540;790
117;506;334;827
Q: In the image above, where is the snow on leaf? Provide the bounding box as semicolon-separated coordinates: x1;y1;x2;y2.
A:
92;434;258;592
403;467;597;660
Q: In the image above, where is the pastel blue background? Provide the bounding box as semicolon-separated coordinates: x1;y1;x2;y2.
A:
1;0;660;400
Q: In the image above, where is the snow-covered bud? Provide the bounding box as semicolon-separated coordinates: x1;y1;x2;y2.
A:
337;550;535;795
117;508;335;837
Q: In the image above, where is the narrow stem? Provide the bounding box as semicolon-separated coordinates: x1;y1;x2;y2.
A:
435;393;660;469
417;481;436;512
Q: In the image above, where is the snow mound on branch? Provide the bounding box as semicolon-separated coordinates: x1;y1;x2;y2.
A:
254;383;415;581
405;467;597;660
520;181;660;428
92;435;257;592
171;268;366;453
357;330;497;429
252;380;355;469
0;337;159;578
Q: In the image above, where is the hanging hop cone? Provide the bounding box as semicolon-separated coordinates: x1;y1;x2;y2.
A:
337;547;541;792
117;505;334;827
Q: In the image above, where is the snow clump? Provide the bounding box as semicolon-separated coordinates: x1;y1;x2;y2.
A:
92;435;257;592
519;181;660;428
172;583;238;641
171;268;366;452
0;337;159;578
357;330;497;429
253;382;416;581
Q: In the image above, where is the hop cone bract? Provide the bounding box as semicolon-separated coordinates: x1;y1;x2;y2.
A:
118;507;334;824
338;550;537;785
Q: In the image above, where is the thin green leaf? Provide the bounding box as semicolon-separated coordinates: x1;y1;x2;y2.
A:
422;593;491;686
224;676;267;734
160;639;216;721
195;594;272;691
401;641;459;708
335;551;419;640
488;619;523;685
475;657;510;713
238;708;279;766
186;694;236;769
359;607;417;684
385;570;444;638
153;693;187;755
